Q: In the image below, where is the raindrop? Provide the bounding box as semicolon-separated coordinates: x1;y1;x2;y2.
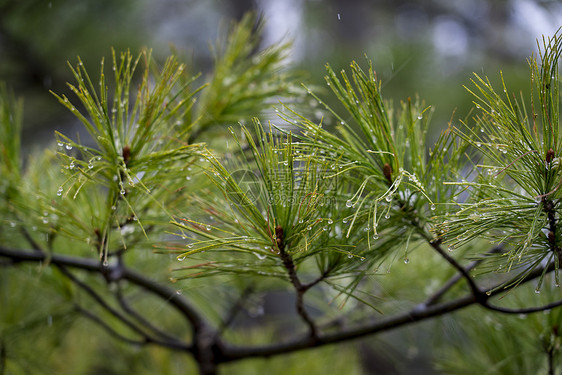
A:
447;245;454;252
65;144;72;150
298;219;304;224
346;200;353;208
322;226;328;231
347;254;353;259
57;187;63;196
177;256;186;261
430;204;436;211
120;189;126;195
206;225;211;231
417;114;423;120
57;142;63;147
42;218;48;224
534;288;541;294
337;13;341;20
88;162;93;169
385;195;392;202
102;260;109;267
176;290;182;295
327;219;333;224
404;258;410;264
373;234;379;240
384;213;390;219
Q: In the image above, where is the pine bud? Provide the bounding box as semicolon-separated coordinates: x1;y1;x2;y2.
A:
383;163;393;183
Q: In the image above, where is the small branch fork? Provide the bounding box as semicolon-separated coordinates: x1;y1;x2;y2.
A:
1;243;562;372
276;225;319;339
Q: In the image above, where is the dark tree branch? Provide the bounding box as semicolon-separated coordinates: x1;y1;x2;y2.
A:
74;304;151;347
1;244;560;369
217;260;557;363
75;303;190;350
216;286;254;336
115;285;182;343
425;247;503;306
428;240;487;302
276;226;318;339
0;246;208;335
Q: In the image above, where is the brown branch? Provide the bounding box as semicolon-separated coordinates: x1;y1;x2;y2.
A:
218;261;557;363
276;226;318;339
115;285;184;343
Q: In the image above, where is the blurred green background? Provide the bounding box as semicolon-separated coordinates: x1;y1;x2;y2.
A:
1;1;562;374
2;0;561;146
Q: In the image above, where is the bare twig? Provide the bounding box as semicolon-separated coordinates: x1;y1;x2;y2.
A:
276;226;318;339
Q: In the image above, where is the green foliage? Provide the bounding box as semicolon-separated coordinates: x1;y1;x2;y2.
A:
436;30;562;290
1;16;562;375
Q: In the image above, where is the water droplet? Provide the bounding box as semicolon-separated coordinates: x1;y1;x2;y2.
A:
206;225;211;231
57;187;63;196
385;195;392;202
347;254;353;259
307;226;312;231
65;144;72;150
417;114;422;120
187;244;194;249
327;219;333;224
373;234;379;240
120;189;126;195
447;245;454;252
404;258;410;264
177;256;186;261
57;142;63;147
360;257;366;261
42;217;48;224
346;200;353;208
322;226;328;231
534;288;541;294
430;204;436;211
102;260;109;267
384;213;390;219
88;163;93;169
176;290;182;295
343;218;348;224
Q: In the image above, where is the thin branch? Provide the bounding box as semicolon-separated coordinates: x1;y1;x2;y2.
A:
0;246;208;333
74;304;149;347
115;285;183;343
217;261;556;363
76;302;193;350
483;298;562;315
428;240;488;303
56;264;146;336
425;247;503;306
277;226;318;339
217;287;253;336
